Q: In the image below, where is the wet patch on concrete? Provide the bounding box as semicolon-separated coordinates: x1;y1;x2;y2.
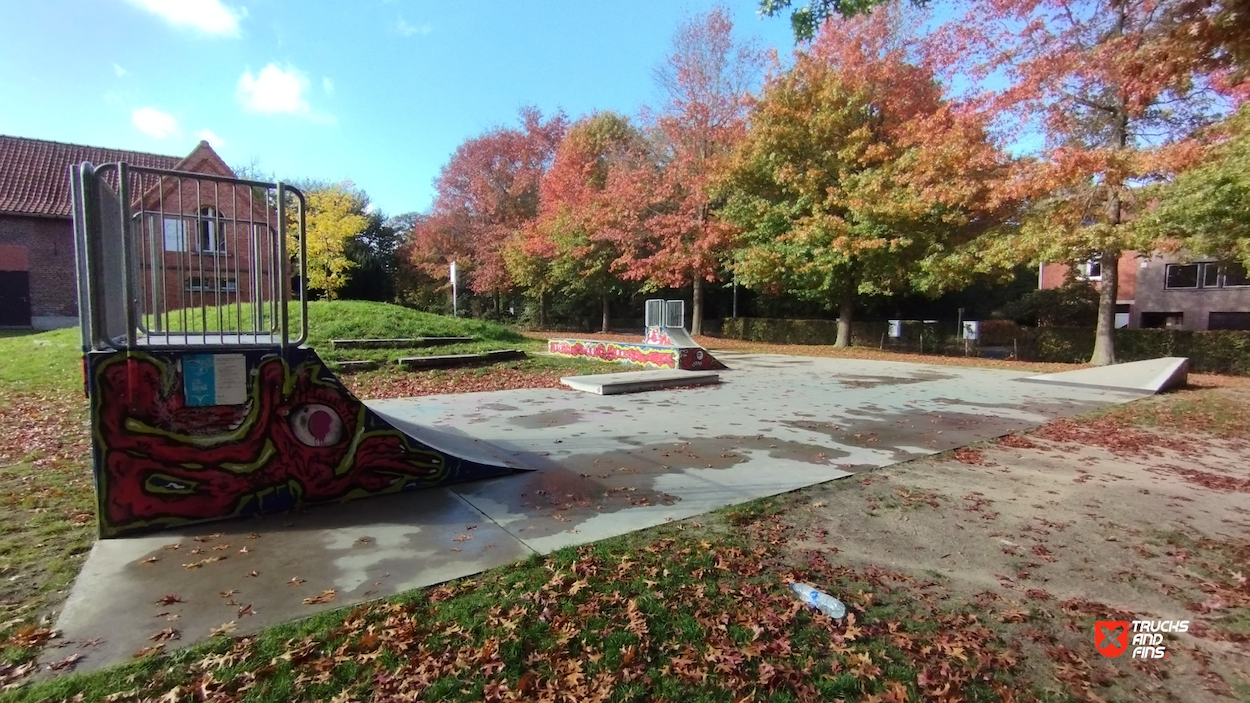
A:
832;370;956;388
509;409;586;429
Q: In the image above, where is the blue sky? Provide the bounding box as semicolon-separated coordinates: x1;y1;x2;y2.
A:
1;1;799;217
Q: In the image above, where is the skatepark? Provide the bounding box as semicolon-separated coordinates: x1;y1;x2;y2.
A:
47;161;1191;673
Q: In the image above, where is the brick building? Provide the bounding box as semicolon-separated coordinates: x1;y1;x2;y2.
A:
0;136;267;329
1039;252;1250;331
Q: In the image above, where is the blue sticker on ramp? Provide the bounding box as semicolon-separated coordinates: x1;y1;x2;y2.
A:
183;354;217;406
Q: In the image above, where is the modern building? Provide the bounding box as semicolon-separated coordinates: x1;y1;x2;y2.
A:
1040;252;1250;330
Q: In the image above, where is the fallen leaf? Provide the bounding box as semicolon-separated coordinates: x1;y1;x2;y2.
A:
46;653;84;671
133;644;164;658
155;594;183;605
303;589;337;605
209;621;237;637
149;628;180;642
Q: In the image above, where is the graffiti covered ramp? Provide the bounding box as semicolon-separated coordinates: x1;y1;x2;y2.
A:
87;346;521;539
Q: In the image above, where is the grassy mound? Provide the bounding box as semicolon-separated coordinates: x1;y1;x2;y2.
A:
299;301;534;362
0;302;542;394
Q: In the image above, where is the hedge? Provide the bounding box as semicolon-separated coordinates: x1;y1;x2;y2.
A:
717;317;1250;375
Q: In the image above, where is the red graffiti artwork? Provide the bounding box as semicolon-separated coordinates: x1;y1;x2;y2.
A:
94;353;448;534
644;327;676;345
547;340;678;368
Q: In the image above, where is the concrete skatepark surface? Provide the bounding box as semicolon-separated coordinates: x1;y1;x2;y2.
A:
50;352;1153;673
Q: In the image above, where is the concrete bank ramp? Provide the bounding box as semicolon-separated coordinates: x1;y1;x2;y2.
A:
1024;357;1189;394
561;369;720;395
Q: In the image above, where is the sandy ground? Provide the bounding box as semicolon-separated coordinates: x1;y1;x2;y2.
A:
777;422;1250;702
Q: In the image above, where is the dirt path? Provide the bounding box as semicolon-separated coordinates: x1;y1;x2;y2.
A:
776;410;1250;701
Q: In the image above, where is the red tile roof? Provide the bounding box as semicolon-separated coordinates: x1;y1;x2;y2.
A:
0;135;209;218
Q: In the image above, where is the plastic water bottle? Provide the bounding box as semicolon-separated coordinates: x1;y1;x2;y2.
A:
789;582;847;619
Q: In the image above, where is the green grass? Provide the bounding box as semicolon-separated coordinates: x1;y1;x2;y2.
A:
0;328;82;396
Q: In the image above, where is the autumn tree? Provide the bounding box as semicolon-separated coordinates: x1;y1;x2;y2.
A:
299;181;369;299
508;111;646;331
1139;105;1250;267
721;5;1009;347
942;0;1233;365
608;6;766;335
417;107;567;315
758;0;926;40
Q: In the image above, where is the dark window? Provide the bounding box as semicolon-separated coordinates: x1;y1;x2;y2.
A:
187;277;237;293
1224;262;1250;287
1085;259;1102;279
1209;312;1250;331
1141;312;1184;329
1201;262;1220;288
1165;264;1199;289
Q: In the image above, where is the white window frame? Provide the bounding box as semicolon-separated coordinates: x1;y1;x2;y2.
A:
199;207;224;254
1079;258;1102;281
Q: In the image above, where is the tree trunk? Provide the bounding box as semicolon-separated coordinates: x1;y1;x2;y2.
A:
1090;250;1119;366
601;293;610;333
835;286;855;348
691;277;704;336
538;292;547;329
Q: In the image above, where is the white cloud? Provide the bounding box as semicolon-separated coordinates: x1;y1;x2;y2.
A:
322;77;334;95
113;63;128;77
394;18;432;36
131;107;181;140
237;63;311;115
196;128;226;147
126;0;246;36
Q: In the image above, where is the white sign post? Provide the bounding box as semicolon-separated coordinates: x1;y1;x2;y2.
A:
450;261;458;317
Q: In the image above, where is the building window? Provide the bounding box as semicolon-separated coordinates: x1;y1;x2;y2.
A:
1224;262;1250;287
187;277;238;293
1166;261;1250;290
1165;263;1200;289
1079;258;1102;281
153;211;225;254
199;207;224;253
1209;312;1250;331
1140;312;1184;329
162;218;188;252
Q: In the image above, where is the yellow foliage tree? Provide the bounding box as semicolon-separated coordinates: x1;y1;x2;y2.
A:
298;182;368;299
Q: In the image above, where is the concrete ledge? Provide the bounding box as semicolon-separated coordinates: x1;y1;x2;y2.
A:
334;360;381;372
332;337;475;349
1023;356;1189;394
398;349;526;370
561;369;720;395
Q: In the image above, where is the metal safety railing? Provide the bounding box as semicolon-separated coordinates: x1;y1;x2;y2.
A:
644;299;686;330
71;162;307;351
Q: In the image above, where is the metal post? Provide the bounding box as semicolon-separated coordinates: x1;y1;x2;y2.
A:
450;261;458;317
117;163;137;350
